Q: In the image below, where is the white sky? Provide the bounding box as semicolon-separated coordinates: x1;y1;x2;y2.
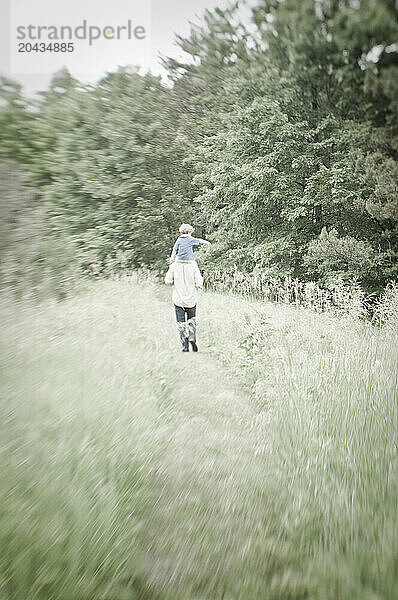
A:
1;0;255;96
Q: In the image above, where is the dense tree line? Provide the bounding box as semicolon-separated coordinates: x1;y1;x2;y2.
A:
1;0;397;296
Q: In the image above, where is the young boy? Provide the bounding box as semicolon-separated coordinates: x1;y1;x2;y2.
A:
170;223;211;263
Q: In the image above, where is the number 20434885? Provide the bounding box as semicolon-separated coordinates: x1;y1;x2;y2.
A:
18;43;75;52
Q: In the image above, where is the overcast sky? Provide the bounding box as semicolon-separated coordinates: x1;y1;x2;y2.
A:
1;0;253;96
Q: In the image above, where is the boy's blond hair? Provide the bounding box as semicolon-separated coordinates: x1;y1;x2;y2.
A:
179;223;194;234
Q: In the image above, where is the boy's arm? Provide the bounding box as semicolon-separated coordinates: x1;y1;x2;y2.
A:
197;238;211;246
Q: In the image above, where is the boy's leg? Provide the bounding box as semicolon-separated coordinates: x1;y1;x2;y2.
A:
174;305;189;351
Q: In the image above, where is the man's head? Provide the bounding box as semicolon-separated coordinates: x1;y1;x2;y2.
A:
179;223;194;235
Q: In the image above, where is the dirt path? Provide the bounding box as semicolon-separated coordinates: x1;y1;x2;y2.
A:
133;290;271;598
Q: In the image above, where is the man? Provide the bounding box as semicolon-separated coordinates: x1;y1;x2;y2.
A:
165;257;204;352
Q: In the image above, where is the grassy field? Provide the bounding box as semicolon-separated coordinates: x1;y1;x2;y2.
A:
1;275;397;600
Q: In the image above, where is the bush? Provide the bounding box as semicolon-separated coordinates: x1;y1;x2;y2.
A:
373;281;398;331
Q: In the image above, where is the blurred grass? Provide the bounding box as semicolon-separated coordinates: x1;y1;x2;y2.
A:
1;275;397;599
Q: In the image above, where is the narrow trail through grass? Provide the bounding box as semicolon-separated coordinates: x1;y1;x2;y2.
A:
1;275;397;600
110;280;272;596
139;346;268;596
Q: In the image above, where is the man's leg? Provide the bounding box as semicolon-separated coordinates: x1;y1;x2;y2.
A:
186;305;198;351
174;305;189;352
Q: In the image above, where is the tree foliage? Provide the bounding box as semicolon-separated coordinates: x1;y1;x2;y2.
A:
0;0;397;295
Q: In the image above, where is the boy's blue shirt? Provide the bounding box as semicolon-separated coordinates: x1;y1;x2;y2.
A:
173;234;200;261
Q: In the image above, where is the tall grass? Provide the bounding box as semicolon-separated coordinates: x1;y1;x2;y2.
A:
204;267;375;319
1;274;397;599
199;287;398;598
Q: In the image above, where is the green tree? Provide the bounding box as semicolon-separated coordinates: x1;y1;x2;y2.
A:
186;0;398;290
0;77;36;163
